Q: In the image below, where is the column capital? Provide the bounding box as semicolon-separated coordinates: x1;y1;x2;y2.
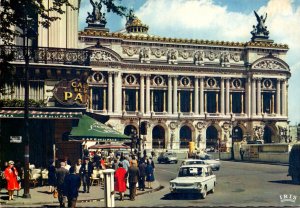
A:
108;71;114;76
221;77;230;80
195;76;204;79
140;74;147;78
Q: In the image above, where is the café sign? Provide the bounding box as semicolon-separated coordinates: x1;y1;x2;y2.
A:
53;79;89;106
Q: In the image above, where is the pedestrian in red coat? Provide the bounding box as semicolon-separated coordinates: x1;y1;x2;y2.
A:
114;163;127;201
4;161;20;200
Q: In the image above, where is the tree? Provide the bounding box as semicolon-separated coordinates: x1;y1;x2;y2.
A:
0;0;127;96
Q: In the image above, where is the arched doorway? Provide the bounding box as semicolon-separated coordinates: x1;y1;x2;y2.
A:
263;126;272;143
206;126;218;151
232;126;243;142
152;125;165;149
180;125;192;148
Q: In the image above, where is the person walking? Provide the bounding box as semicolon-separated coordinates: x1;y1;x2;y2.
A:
64;166;81;208
79;157;93;193
114;163;127;201
128;160;139;201
56;161;69;207
145;159;155;189
4;161;20;200
48;159;56;193
75;159;82;175
138;160;146;191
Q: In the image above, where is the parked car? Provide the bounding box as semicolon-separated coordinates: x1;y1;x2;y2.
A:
157;152;178;164
181;159;206;166
196;154;221;171
288;144;300;184
169;164;216;199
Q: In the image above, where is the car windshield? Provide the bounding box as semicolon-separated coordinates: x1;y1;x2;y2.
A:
178;167;203;177
200;154;213;160
186;160;205;165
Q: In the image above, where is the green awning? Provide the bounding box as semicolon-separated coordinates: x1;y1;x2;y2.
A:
69;114;130;142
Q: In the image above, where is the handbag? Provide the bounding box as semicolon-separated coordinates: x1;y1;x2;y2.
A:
53;189;58;198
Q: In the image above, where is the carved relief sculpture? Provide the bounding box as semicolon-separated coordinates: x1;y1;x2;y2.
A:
194;50;205;66
167;49;178;64
220;51;230;67
139;48;150;63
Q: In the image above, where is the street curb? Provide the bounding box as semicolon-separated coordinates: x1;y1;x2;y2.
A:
0;184;164;206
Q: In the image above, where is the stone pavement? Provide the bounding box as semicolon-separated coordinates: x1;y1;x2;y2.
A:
0;180;161;207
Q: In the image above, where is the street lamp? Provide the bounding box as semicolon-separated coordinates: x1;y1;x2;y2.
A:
22;15;36;199
136;112;143;154
230;117;235;160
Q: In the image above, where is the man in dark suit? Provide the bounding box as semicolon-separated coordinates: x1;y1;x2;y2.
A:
64;166;81;208
56;161;69;207
128;160;140;200
138;160;146;191
79;157;93;193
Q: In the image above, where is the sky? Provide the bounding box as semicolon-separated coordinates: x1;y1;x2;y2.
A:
78;0;300;125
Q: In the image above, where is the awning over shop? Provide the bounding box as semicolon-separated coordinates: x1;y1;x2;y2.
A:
89;144;130;150
0;109;82;119
69;114;130;142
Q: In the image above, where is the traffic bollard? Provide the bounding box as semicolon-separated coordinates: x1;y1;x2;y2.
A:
103;169;115;207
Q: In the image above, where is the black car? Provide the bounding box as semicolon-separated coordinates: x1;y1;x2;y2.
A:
157;152;178;164
288;144;300;184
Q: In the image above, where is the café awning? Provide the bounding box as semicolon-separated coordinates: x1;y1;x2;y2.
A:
0;109;82;119
89;144;130;150
69;114;130;142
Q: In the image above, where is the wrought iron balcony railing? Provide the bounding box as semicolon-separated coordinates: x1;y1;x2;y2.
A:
0;45;91;66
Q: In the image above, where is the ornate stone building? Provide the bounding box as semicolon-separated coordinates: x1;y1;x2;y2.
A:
78;11;291;151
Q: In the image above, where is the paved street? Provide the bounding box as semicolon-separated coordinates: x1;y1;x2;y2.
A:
79;160;299;207
1;160;299;207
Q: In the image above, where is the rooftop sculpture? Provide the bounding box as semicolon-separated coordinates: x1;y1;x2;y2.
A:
251;10;271;42
86;0;107;28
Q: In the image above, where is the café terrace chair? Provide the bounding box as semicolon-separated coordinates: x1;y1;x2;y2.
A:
90;169;101;186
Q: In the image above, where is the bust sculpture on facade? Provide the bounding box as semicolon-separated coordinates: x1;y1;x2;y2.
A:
251;10;270;41
86;0;107;27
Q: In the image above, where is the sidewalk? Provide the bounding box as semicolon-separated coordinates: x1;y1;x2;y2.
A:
0;180;161;206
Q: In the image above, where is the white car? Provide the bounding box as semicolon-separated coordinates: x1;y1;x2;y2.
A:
197;154;221;171
170;164;216;199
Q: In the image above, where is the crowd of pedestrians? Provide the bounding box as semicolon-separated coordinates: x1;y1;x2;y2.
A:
0;149;156;207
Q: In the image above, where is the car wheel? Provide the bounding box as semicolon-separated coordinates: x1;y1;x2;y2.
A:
201;186;207;199
158;160;161;164
175;160;178;164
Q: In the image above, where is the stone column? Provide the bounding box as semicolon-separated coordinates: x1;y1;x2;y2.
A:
114;72;122;114
178;91;181;113
251;78;256;116
282;79;287;116
103;89;107;111
168;76;172;114
90;88;93;110
204;92;207;113
163;91;166;112
199;77;204;115
276;79;281;115
220;78;225;115
122;90;126;112
257;79;261;115
216;93;219;113
272;94;275;114
146;75;151;114
190;91;193;113
108;72;113;113
140;75;145;114
225;78;230;115
173;76;178;114
245;77;251;117
241;93;244;114
194;78;199;114
135;90;139;112
151;90;154;112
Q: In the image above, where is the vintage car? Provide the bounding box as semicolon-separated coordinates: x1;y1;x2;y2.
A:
157;152;178;164
196;154;221;171
181;159;206;166
169;164;216;199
